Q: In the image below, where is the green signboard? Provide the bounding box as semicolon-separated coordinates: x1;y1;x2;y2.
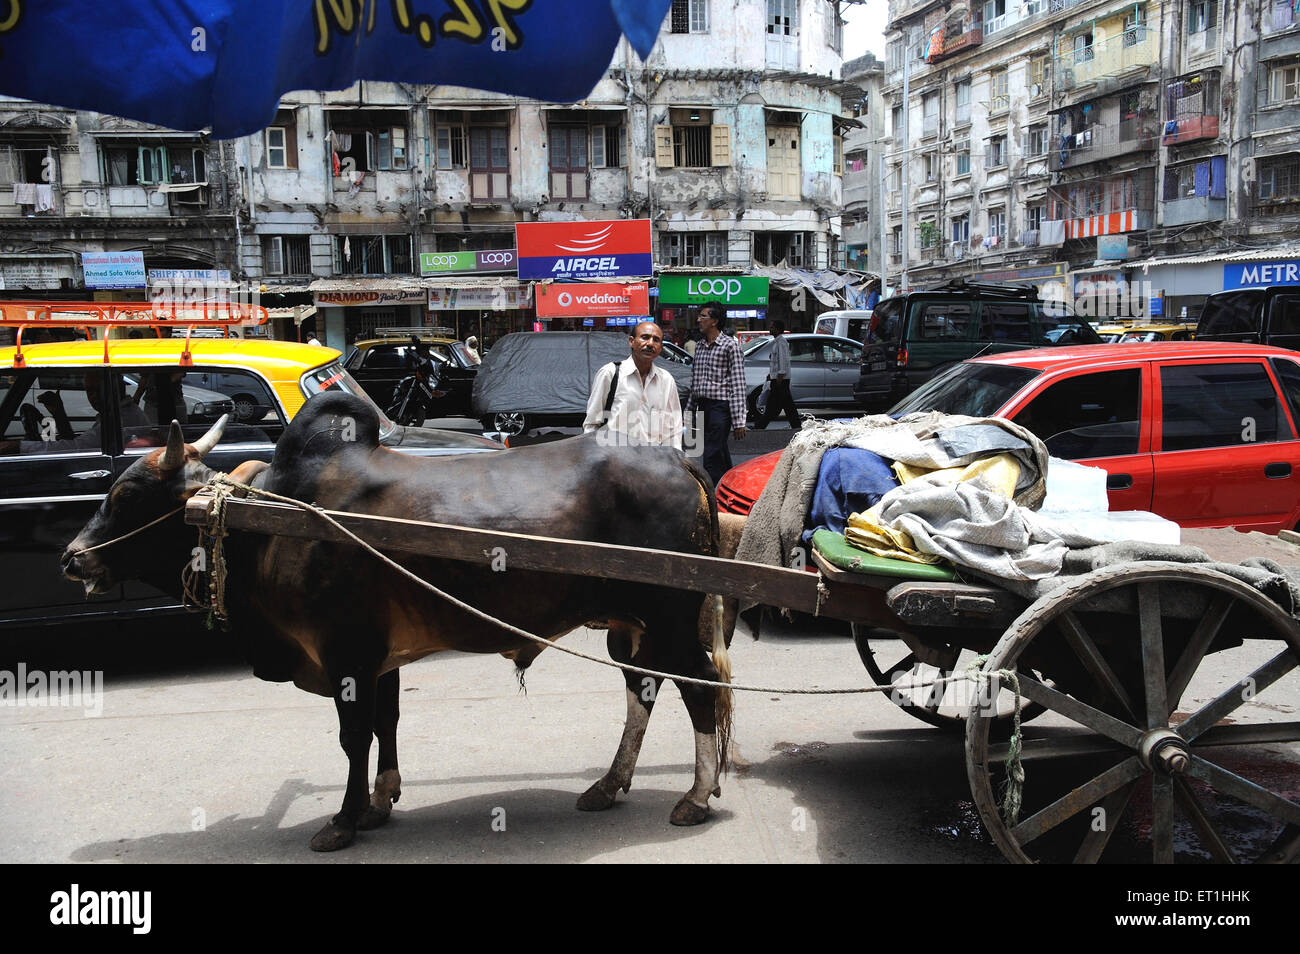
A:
657;275;769;306
419;249;517;275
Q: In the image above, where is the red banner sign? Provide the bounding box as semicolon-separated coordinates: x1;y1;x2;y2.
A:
535;282;649;318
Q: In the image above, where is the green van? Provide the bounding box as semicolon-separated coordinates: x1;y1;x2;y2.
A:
853;280;1099;411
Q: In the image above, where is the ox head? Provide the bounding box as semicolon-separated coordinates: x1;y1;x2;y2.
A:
62;416;228;597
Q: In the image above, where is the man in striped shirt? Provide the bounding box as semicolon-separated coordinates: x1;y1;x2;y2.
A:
685;300;746;486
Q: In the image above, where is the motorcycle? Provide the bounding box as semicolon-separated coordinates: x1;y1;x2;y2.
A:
386;337;448;426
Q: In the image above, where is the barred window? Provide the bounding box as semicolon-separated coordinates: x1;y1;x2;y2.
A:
659;231;727;267
1259;156;1300;201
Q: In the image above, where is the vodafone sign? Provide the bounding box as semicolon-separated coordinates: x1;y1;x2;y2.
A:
536;282;649;318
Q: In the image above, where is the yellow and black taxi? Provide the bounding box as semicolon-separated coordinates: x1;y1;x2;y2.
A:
1;335;498;628
1118;322;1198;343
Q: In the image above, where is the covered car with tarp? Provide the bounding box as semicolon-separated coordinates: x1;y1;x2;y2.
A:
472;330;692;435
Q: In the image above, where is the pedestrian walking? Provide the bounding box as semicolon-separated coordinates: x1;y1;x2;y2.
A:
751;319;801;430
685;301;746;486
583;321;682;449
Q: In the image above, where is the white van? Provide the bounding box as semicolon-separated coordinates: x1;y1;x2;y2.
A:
813;309;874;342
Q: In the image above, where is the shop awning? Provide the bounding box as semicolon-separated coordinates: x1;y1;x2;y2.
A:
1125;244;1300;271
749;266;877;309
310;278;426;293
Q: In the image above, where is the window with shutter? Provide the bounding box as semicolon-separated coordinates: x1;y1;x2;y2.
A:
710;124;732;166
654;126;675;167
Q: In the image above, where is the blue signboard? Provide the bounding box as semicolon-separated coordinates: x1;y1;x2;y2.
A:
1223;260;1300;289
1149;297;1163;317
0;2;672;139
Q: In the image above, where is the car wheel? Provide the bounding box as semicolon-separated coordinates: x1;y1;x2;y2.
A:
230;392;260;423
492;411;527;436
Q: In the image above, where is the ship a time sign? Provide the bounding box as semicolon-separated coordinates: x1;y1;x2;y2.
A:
515;219;652;281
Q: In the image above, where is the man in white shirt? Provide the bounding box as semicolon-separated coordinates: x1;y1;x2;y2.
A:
752;320;801;429
583;321;683;450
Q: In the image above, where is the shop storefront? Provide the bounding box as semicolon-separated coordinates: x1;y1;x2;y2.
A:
1116;246;1300;323
656;273;768;343
427;280;532;344
311;280;428;351
974;262;1070;303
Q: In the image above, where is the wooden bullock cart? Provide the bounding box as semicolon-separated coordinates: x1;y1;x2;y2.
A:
187;491;1300;864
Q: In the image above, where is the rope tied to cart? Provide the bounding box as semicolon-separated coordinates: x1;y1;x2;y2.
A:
185;474;1027;818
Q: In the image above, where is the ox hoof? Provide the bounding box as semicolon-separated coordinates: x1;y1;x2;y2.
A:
358;770;402;829
576;780;618;812
670;798;710;827
356;804;392;831
309;818;356;852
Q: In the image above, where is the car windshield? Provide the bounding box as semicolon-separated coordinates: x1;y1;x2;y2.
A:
891;362;1041;417
301;361;397;439
450;341;480;366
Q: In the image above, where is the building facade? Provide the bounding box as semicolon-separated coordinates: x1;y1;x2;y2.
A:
1;1;866;350
880;0;1300;317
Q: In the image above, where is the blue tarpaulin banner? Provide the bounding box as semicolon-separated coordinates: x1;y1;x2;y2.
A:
0;1;672;138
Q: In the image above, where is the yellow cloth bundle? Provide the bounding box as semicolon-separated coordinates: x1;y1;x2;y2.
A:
844;453;1023;563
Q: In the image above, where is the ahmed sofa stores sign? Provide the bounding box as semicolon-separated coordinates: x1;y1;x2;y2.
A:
657;275;769;306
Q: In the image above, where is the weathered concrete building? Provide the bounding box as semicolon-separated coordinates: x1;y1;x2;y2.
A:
842;52;886;277
1;2;866;347
0;101;239;317
880;0;1300;317
237;0;861;345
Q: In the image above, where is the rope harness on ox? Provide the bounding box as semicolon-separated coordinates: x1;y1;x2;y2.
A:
175;473;1026;824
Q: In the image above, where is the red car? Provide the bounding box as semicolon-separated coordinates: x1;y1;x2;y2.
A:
717;342;1300;534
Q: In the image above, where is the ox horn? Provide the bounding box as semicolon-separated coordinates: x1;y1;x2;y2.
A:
190;414;229;459
159;420;187;471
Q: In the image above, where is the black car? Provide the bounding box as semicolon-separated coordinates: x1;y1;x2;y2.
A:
854;280;1100;411
343;336;480;419
1196;286;1300;350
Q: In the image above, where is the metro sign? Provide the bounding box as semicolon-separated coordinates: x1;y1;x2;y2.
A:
516;219;652;280
535;281;649;318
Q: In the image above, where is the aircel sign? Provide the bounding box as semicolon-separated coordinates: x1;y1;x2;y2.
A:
419;249;516;275
535;282;649;317
657;275;769;306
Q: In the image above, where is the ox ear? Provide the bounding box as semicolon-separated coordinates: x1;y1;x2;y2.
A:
158;421;187;472
191;414;229;459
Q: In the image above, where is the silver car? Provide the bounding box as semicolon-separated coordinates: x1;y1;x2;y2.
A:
741;333;864;422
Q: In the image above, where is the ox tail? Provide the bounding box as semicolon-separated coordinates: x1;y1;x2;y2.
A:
711;594;733;777
680;454;732;776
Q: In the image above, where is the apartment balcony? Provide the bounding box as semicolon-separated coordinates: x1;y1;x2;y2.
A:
926;16;982;64
843;177;873;208
843;220;873;246
1163;195;1226;227
917;243;943;262
1164;73;1221;146
1056;29;1156;100
1053;208;1153;239
1050;116;1158;171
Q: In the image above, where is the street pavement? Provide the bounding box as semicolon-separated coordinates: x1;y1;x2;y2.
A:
2;613;1296;864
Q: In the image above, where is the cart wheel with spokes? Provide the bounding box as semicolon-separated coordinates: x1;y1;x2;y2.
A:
966;562;1300;864
851;624;1046;734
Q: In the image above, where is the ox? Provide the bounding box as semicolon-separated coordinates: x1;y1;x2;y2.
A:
63;392;733;851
